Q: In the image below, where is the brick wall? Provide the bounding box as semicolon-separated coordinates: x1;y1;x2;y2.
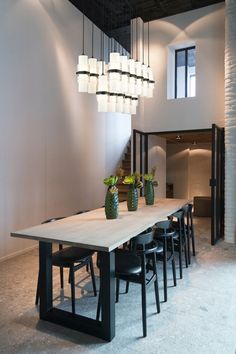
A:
225;0;236;243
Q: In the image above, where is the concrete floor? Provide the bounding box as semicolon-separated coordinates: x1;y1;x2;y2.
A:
0;217;236;354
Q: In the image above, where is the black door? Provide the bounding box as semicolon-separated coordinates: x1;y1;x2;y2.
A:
211;124;224;245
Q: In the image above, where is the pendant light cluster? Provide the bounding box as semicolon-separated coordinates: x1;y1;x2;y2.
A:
76;11;155;115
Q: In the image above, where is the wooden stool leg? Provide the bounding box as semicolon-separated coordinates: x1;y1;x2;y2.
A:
191;219;196;256
116;278;120;303
141;255;147;337
153;253;160;313
125;281;129;293
70;266;75;315
163;237;168;302
35;271;40;305
179;231;183;279
96;291;101;321
89;258;97;296
60;267;64;288
171;237;177;286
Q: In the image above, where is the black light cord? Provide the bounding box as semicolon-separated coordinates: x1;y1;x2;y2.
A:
82;13;85;55
148;22;150;67
142;21;144;64
91;22;94;58
136;17;138;61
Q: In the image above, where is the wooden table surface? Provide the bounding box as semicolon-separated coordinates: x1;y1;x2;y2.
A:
11;198;188;252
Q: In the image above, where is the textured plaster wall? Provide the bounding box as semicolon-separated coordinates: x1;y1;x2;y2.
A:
0;0;131;260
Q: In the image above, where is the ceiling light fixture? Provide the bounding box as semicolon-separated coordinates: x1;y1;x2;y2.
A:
96;31;109;112
88;23;98;94
76;13;89;93
76;4;155;115
146;22;155;98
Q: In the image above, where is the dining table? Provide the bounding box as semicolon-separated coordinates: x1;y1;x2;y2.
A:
11;197;188;342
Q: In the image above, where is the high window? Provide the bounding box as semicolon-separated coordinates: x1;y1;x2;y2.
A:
175;46;196;98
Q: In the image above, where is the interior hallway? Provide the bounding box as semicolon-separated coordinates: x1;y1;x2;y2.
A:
0;218;235;354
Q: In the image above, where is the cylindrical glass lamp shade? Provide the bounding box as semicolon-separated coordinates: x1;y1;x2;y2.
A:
109;72;121;93
124;96;131;114
116;95;124;113
141;64;148;97
135;61;142;96
88;58;98;94
120;56;129;95
131;96;138;115
108;94;117;112
96;74;109;112
77;55;89;92
147;66;155;98
128;59;136;95
97;95;109;112
109;52;121;70
108;52;121;94
97;61;107;75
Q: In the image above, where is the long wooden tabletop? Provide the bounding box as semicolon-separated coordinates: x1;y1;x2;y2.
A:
11;198;188;252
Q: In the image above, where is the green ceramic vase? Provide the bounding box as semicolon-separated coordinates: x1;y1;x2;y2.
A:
105;188;119;219
145;180;155;205
127;186;138;211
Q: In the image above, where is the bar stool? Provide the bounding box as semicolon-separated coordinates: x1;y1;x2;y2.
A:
154;220;177;302
185;203;196;264
35;217;97;315
96;229;161;337
168;210;188;278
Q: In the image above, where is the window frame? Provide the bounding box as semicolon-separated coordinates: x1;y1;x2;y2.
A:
174;46;196;99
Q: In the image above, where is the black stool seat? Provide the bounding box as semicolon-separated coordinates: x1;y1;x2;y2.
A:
155;243;164;253
52;247;94;267
115;251;141;275
35;215;97;315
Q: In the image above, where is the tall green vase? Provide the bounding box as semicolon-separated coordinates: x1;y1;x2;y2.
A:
127;186;138;211
105;188;119;219
145;180;155;205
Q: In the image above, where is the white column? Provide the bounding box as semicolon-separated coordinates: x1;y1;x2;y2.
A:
225;0;236;243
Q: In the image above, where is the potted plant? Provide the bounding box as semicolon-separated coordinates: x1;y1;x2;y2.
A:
123;172;143;211
143;167;158;205
103;169;124;219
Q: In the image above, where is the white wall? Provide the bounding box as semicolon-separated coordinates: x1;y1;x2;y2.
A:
166;144;189;199
167;143;211;200
188;145;211;199
148;136;166;197
0;0;131;260
133;3;225;132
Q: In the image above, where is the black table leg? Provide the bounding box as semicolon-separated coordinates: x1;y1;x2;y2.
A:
38;241;115;341
39;241;53;319
99;251;116;341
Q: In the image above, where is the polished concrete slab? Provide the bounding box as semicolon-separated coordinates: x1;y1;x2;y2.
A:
0;218;236;354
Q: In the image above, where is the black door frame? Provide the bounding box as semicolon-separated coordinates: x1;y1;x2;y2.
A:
210;124;225;245
133;129;148;196
133;126;225;244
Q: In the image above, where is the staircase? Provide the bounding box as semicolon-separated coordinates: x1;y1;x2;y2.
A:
117;140;131;202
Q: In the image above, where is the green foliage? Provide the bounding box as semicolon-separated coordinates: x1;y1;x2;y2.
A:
123;175;135;185
123;172;143;189
144;166;158;184
103;175;119;187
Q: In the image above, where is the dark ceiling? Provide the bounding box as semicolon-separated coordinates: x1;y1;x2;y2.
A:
69;0;223;51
